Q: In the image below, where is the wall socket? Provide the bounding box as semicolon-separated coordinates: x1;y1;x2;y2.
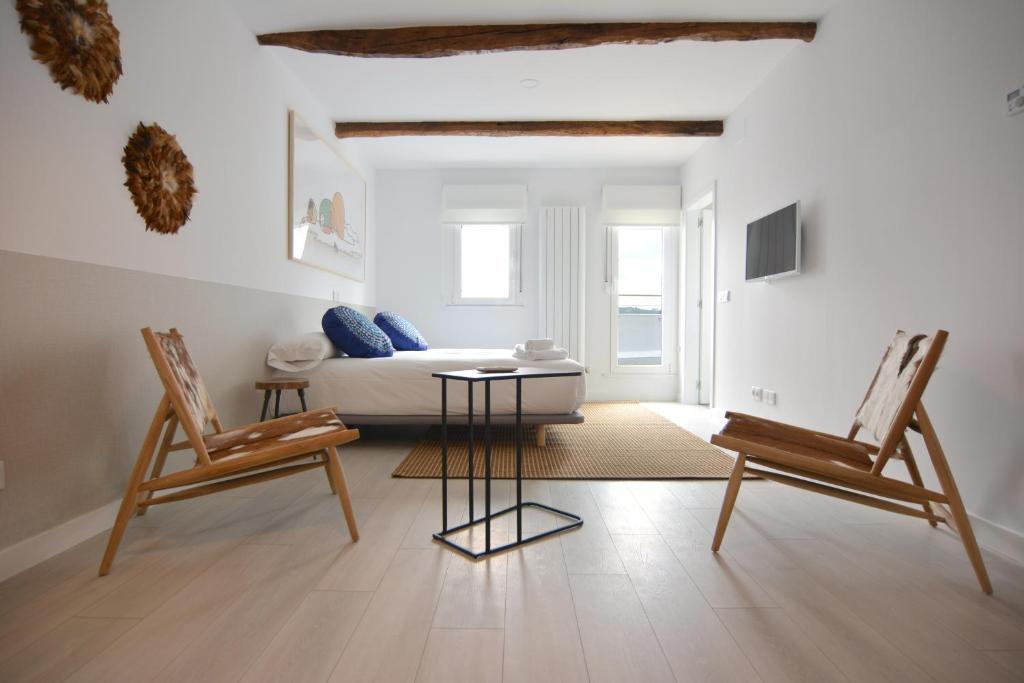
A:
0;460;5;491
764;390;778;406
751;386;763;401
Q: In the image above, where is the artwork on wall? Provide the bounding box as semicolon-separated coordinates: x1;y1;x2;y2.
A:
123;123;197;235
288;111;367;282
16;0;123;104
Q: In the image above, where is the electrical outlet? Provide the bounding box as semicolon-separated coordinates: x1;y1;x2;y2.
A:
764;390;777;406
0;460;5;491
751;386;763;402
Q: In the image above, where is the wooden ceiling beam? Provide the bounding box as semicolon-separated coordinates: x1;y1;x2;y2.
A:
258;22;817;58
333;120;724;138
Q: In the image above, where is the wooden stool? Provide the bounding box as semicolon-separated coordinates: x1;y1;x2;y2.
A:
255;378;310;421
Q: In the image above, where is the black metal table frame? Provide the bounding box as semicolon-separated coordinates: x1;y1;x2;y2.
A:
432;371;583;559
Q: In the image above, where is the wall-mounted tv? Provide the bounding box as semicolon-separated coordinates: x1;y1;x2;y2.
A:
745;202;800;281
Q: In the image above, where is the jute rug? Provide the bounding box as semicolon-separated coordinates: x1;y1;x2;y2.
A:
392;402;742;480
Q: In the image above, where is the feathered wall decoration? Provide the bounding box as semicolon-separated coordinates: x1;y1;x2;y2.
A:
122;123;197;235
16;0;123;104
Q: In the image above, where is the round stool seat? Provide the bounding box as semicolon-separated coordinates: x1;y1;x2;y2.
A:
255;378;309;391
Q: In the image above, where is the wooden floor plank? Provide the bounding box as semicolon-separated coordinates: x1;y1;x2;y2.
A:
240;590;371;683
66;543;295;683
415;628;504;683
550;480;626;575
569;573;675;683
328;547;450;683
0;616;137;683
715;607;847;683
503;537;589;683
611;533;761;682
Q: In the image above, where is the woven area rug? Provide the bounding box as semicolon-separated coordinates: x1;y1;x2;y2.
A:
391;402;741;480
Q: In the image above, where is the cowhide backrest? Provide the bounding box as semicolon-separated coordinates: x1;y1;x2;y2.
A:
854;331;936;442
148;329;216;435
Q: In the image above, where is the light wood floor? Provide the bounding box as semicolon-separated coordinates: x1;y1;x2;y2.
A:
1;405;1023;682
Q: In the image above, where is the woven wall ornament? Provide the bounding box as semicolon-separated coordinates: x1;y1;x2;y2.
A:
16;0;123;104
122;123;197;235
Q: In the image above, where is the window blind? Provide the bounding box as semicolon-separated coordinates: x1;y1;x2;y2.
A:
441;185;528;224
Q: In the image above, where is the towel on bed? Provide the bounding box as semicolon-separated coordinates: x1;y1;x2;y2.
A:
513;344;569;361
525;338;555;352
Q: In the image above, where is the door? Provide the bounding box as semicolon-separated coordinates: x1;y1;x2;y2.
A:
697;208;714;405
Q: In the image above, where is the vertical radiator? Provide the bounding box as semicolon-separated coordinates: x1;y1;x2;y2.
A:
539;207;586;364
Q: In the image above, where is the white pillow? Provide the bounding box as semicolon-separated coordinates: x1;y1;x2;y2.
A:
266;333;337;372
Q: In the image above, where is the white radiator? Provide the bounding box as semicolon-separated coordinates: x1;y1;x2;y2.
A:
539;207;586;364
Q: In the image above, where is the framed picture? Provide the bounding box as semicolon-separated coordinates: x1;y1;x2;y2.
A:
288;110;367;281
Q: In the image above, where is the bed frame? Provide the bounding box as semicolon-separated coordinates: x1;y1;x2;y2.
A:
337;410;584;447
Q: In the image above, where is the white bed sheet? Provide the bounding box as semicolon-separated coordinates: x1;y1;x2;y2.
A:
273;349;586;416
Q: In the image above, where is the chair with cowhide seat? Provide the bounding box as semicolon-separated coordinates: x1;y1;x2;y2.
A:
98;327;360;576
709;329;992;594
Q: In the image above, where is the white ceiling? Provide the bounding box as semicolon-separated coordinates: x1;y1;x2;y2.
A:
228;0;837;169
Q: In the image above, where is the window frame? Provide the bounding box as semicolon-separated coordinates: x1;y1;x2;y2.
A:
445;222;524;307
609;223;678;375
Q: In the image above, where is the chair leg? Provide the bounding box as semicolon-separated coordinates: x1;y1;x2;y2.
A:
320;450;336;493
100;395;172;576
712;453;747;552
899;437;937;527
324;445;359;541
917;404;992;594
535;424;546;447
137;414;178;516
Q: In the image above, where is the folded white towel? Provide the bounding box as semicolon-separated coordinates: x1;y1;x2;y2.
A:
525;338;555;352
513;344;569;361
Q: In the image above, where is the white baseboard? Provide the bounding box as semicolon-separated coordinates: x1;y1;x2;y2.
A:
0;499;119;584
969;513;1024;567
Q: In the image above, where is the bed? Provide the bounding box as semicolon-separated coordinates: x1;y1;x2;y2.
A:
271;347;586;444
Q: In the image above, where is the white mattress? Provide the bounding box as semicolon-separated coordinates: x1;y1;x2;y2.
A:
273;349;586;417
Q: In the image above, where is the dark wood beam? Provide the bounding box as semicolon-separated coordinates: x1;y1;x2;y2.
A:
258;22;817;58
334;120;724;138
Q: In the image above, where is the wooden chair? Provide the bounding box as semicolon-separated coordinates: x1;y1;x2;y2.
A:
710;329;993;594
99;328;360;576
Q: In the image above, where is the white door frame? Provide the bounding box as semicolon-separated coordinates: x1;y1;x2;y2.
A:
680;183;717;406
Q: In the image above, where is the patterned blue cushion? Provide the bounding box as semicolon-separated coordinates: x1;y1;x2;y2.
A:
322;306;394;358
373;311;429;351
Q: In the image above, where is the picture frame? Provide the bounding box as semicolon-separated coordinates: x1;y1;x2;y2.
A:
288;110;367;282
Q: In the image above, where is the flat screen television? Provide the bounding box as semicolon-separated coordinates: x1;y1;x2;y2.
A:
745;202;800;281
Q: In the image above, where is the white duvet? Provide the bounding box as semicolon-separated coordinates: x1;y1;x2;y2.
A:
273;349;586;416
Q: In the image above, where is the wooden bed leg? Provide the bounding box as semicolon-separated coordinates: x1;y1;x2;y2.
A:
915;405;992;594
325;446;358;541
100;395;171;576
712;453;746;552
535;424;546;448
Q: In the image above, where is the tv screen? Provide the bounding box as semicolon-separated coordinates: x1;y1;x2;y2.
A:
745;202;800;281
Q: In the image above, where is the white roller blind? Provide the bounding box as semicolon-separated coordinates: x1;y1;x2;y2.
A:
602;185;681;225
442;185;527;224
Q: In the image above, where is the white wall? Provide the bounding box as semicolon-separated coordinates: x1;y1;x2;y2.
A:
0;0;378;559
682;0;1024;549
375;168;682;400
0;0;375;306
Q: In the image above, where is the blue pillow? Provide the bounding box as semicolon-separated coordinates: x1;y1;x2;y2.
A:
374;311;429;351
322;306;394;358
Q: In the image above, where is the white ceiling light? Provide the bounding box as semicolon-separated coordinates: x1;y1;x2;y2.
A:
519;78;540;89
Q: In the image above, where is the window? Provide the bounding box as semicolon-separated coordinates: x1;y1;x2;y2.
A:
611;225;675;371
449;223;522;305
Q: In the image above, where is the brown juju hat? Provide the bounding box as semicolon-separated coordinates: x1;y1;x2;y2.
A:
123;123;197;235
16;0;123;104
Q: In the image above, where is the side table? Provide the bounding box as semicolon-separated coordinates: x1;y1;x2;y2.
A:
431;367;584;559
255;378;310;421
